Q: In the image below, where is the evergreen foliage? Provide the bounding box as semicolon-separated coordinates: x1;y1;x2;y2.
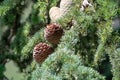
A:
107;47;120;80
0;0;119;80
31;22;105;80
0;0;20;17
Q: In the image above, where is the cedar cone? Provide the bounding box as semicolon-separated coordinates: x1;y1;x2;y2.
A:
44;23;63;44
60;0;73;17
49;7;60;22
33;43;54;63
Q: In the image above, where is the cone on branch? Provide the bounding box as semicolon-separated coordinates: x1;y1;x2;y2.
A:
44;23;63;44
60;0;73;17
33;43;54;63
49;0;73;22
49;7;60;22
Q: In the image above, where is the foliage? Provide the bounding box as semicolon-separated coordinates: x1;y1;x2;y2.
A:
0;0;119;80
0;0;20;17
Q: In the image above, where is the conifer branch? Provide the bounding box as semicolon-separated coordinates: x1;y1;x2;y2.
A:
0;0;20;17
106;47;120;80
21;28;45;57
31;24;105;80
8;13;20;43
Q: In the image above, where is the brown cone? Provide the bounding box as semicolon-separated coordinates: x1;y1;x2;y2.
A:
44;23;63;44
33;43;54;63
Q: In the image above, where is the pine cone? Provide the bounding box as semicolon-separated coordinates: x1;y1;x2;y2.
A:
44;23;63;44
60;0;73;17
49;7;60;22
33;43;54;63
